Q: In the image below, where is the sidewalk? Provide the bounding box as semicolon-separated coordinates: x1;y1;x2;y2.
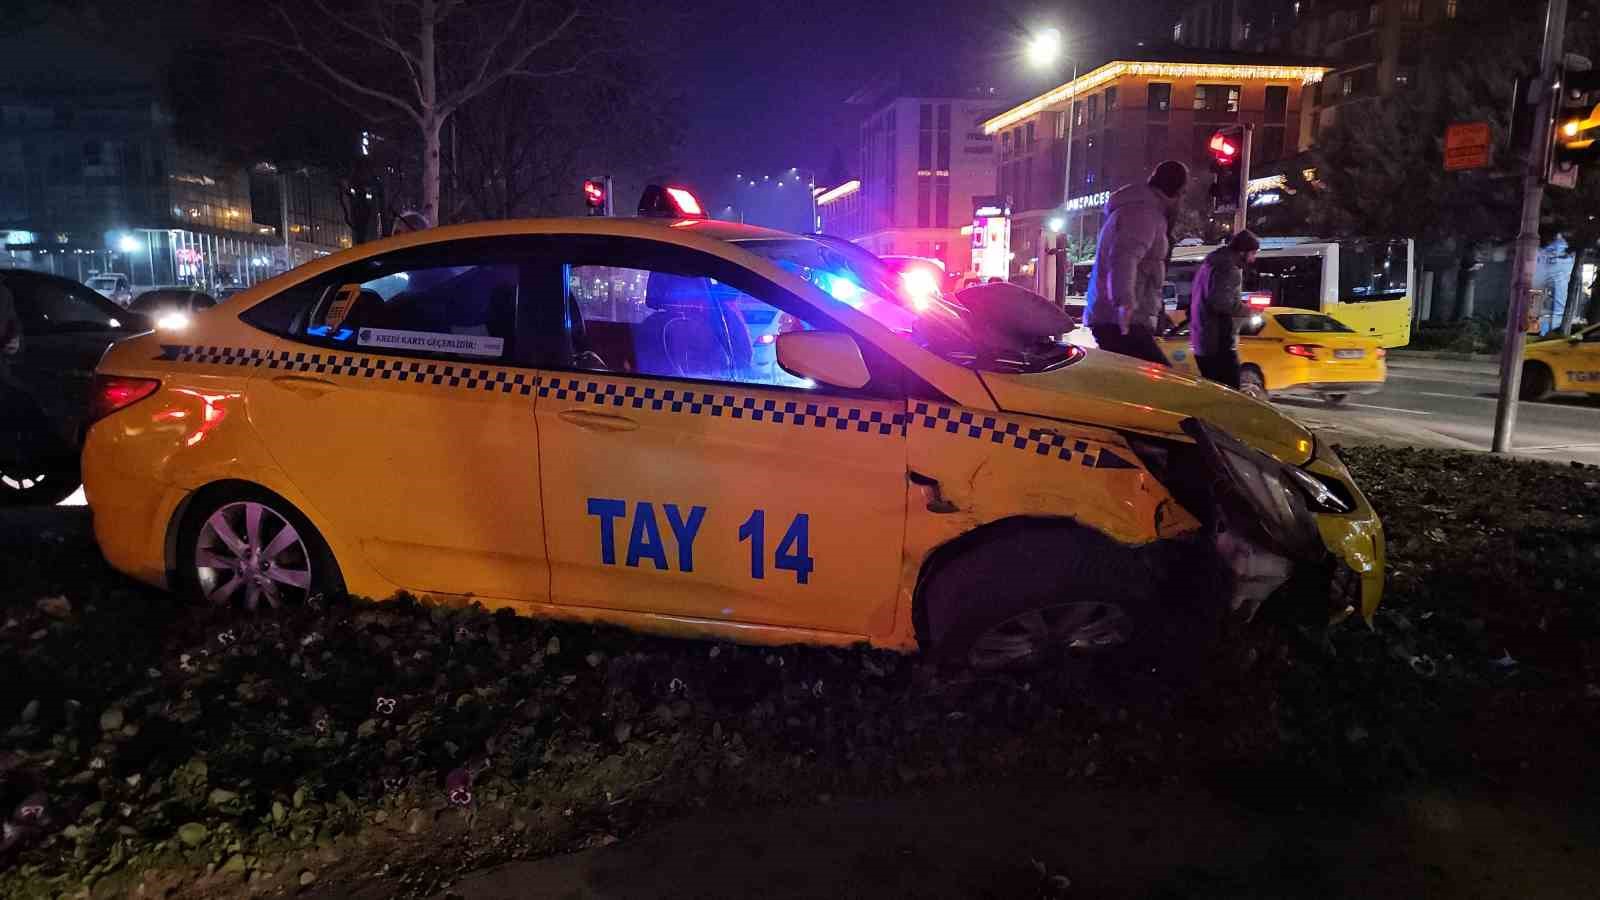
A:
1385;350;1499;377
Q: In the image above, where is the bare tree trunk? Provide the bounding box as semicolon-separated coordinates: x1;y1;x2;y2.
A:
1456;245;1481;321
419;1;440;227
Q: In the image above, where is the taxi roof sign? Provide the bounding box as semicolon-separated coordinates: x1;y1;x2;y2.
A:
639;184;706;219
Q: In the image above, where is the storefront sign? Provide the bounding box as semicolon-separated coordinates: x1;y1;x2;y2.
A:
1066;191;1110;212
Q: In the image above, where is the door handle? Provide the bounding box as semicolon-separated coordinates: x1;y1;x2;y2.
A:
558;409;639;432
270;375;340;397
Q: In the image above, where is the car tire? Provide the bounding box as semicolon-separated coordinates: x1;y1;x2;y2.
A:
175;485;343;611
1520;362;1554;402
1239;366;1269;402
920;520;1179;671
1321;393;1349;406
0;419;80;507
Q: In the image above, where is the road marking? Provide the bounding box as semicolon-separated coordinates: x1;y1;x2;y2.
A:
1419;391;1495;401
1345;403;1433;416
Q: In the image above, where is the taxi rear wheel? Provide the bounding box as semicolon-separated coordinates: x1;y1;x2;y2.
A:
1239;366;1268;402
176;486;342;611
920;521;1161;671
1320;393;1349;406
1520;362;1554;402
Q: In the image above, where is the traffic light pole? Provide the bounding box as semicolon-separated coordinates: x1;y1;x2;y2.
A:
1235;123;1254;237
1492;0;1567;454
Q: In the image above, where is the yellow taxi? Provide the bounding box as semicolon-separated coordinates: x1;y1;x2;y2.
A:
1160;308;1387;405
1520;321;1600;400
81;187;1384;670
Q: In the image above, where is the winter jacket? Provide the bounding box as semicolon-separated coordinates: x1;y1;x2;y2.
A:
1188;246;1250;356
1084;184;1172;333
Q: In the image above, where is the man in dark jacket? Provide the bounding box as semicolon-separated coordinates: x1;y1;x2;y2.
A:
1188;230;1261;390
1084;160;1189;365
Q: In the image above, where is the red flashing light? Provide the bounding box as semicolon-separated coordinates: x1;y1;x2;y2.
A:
88;375;160;425
665;187;703;216
583;179;606;208
1284;344;1320;359
1208;131;1239;160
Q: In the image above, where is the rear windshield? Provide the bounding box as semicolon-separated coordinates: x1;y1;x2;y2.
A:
1274;312;1354;333
1242;257;1322;311
130;292;187;312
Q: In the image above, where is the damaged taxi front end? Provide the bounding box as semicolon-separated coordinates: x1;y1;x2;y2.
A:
979;350;1384;627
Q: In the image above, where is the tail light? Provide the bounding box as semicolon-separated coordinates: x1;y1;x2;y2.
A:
1284;344;1320;360
1246;292;1273;308
88;375;160;425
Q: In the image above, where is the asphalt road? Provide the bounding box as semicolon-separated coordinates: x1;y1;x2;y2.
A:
1280;357;1600;466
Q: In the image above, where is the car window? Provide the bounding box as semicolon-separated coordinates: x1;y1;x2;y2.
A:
1238;314;1268;337
1339;240;1408;302
568;263;820;390
15;277;122;334
1242;257;1321;311
297;262;519;362
1274;312;1354;333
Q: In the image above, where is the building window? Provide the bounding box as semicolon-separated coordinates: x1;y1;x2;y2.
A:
1073;101;1085;128
1001;131;1012;157
1394;67;1414;87
1402;0;1422;20
1368;3;1381;26
1264;85;1289;122
1086;94;1099;124
1260;126;1286;162
917;176;931;227
919;104;933;170
1147;82;1172;117
1446;0;1459;17
1173;22;1183;42
1146;124;1169;165
935;178;950;227
1054;110;1068;141
1105;86;1118;112
1341;73;1356;96
1026;121;1037;147
1194;84;1241;118
937;103;951;170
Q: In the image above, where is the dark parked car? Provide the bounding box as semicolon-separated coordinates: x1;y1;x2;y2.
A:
1;269;147;505
128;288;217;332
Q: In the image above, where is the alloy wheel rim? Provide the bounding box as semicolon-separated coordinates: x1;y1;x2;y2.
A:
968;601;1132;670
1;470;54;492
195;501;313;610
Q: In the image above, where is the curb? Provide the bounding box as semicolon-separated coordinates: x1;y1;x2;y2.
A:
1389;350;1500;362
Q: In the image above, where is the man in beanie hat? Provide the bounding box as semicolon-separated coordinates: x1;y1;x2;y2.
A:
1189;229;1262;390
1083;160;1189;365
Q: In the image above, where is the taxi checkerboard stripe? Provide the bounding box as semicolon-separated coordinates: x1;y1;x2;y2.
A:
151;346;1129;464
911;401;1104;468
537;378;905;435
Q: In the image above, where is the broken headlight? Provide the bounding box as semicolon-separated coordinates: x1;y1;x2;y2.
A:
1180;419;1328;560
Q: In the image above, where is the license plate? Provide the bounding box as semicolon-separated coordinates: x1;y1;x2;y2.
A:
1335;349;1365;359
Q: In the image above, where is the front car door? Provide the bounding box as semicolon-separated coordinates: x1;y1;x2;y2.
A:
241;238;550;601
531;234;907;639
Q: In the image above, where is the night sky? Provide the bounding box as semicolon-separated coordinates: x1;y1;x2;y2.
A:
663;0;1181;209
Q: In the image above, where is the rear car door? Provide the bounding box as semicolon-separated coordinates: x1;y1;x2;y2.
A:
7;273;136;447
531;235;908;638
242;238;550;601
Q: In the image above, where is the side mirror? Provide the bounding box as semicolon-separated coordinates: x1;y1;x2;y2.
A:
775;331;871;389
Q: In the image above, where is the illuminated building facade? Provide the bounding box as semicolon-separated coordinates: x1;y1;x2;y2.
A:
982;51;1327;298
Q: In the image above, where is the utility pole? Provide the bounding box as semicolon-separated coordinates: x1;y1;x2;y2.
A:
1493;0;1568;453
1235;123;1254;237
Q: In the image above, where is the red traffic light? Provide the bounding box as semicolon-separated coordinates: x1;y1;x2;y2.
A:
583;179;606;208
1208;131;1239;161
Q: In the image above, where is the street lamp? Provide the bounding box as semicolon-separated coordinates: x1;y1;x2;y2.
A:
790;167;820;232
1026;27;1079;301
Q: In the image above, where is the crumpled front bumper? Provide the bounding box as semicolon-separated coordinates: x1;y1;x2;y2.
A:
1306;452;1385;622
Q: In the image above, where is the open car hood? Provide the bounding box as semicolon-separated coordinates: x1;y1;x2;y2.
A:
980;349;1316;465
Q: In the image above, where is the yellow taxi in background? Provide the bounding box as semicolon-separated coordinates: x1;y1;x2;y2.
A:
81;188;1384;670
1520;321;1600;400
1160;308;1387;405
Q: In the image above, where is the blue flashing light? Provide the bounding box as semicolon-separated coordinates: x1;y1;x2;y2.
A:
307;324;331;336
819;271;862;307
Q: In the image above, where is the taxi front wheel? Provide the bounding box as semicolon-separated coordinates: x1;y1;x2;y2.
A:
920;521;1163;671
176;485;343;612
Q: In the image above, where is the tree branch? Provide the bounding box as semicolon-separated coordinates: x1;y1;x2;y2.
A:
256;4;422;124
444;5;581;113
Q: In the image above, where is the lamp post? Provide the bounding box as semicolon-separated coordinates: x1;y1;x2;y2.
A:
790;167;820;232
1027;27;1079;302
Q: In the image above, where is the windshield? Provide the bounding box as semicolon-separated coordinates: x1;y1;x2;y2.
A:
88;276;120;290
734;236;976;347
130;291;187;313
1274;313;1354;333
